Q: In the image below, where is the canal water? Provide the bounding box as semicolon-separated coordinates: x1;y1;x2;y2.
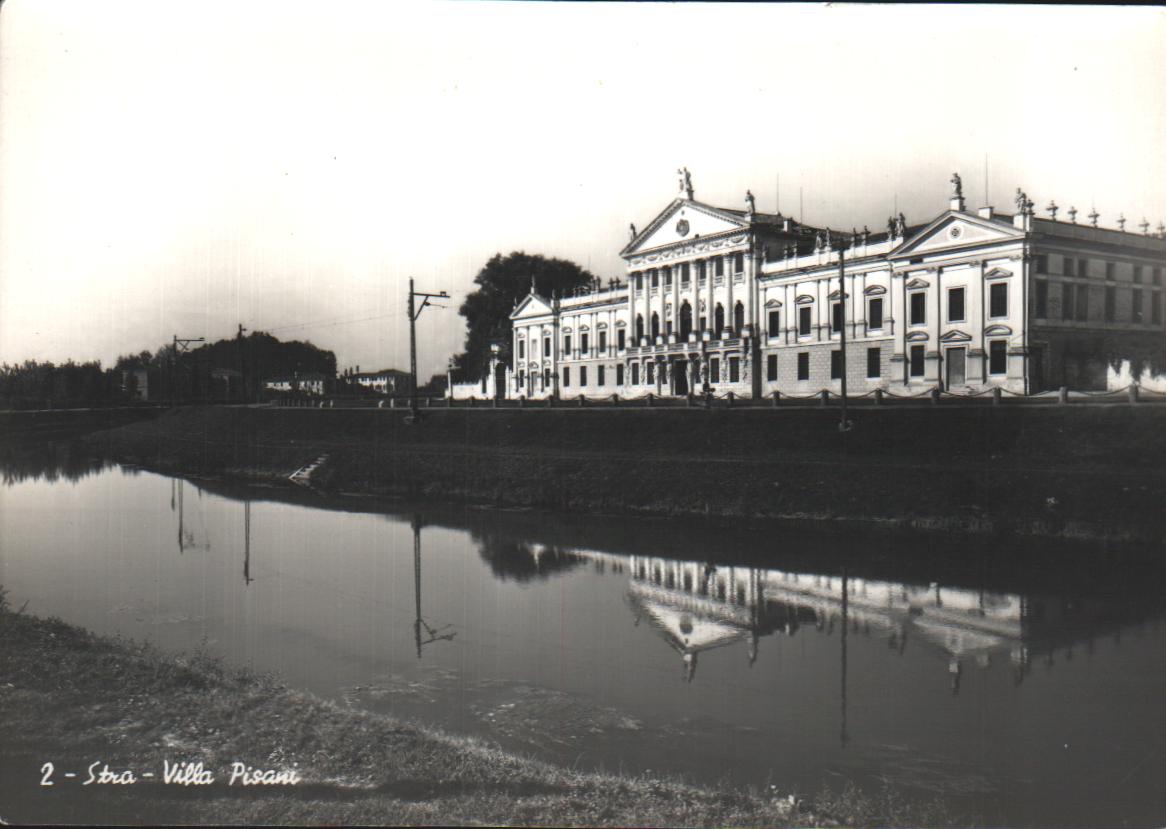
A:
2;444;1165;827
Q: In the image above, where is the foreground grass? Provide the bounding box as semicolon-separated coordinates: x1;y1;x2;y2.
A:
0;591;958;827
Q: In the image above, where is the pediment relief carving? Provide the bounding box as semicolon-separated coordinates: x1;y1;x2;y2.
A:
905;331;929;342
765;298;783;308
864;285;887;296
940;330;973;343
906;277;930;289
796;294;815;305
984;324;1013;336
985;267;1013;279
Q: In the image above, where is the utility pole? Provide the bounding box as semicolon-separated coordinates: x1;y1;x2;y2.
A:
837;240;852;438
237;323;248;403
170;334;205;407
407;278;449;422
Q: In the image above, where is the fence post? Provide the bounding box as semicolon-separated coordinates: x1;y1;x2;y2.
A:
771;391;781;408
1058;386;1069;405
992;387;1002;406
646;393;654;408
518;395;525;408
578;394;585;408
491;396;498;408
1129;384;1139;405
611;393;619;407
546;395;553;408
819;390;829;408
686;392;694;408
726;391;735;408
929;388;940;406
874;388;884;406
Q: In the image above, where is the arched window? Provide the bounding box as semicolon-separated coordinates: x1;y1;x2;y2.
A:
679;301;693;339
714;303;725;338
651;312;660;339
635;314;644;342
734;301;745;332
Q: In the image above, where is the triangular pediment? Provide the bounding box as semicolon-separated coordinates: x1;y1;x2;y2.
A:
623;199;749;257
891;211;1023;259
511;293;554;320
940;329;973;343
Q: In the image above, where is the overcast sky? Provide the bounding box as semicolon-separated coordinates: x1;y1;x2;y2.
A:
2;2;1164;379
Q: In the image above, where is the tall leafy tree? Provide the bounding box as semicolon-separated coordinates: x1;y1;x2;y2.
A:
454;252;597;380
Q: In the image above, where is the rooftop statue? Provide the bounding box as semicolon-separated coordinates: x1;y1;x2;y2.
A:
951;172;963;199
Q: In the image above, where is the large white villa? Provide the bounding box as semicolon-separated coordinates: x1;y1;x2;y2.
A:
477;172;1165;401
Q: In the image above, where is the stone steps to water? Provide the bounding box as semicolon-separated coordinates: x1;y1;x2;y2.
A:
289;454;329;486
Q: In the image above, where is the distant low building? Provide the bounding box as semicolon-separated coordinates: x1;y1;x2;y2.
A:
351;368;411;395
264;372;327;396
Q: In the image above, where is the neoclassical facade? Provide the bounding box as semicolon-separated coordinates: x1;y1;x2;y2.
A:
510;172;1166;399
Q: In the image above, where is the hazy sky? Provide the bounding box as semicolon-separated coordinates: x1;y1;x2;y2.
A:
2;2;1164;379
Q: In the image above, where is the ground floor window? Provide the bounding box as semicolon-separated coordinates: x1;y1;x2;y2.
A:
797;352;809;381
563;367;570;386
766;354;777;381
580;366;588;386
616;364;624;385
989;340;1007;375
729;357;740;382
867;347;880;379
543;369;550;388
909;345;925;377
710;357;720;383
646;362;654;384
830;350;842;379
631;363;639;385
598;365;606;386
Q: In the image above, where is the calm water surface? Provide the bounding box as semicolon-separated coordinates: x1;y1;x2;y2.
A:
2;447;1164;828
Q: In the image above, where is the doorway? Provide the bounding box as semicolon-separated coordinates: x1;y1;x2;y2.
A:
674;359;689;395
946;347;967;387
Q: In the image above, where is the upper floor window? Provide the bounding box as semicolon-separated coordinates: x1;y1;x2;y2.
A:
831;301;843;333
543;337;550;358
909;292;927;325
580;333;589;355
1153;267;1162;286
733;252;744;273
599;331;607;352
518;340;525;359
1064;257;1076;278
664;267;672;287
1035;254;1048;273
650;269;659;288
798;305;813;336
1106;262;1116;281
680;263;690;285
868;297;884;330
617;329;625;351
1105;286;1116;321
715;257;725;277
1035;280;1048;318
1133;265;1143;285
947;287;966;322
1133;289;1144;323
989;282;1008;318
698;261;707;282
564;334;571;354
767;309;780;337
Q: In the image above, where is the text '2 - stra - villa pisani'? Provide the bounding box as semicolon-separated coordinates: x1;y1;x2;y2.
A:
505;170;1166;401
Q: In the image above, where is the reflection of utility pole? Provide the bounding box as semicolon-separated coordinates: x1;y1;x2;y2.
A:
177;478;184;553
840;567;850;749
837;241;852;440
411;515;455;658
407;279;449;423
170;335;206;407
243;500;253;585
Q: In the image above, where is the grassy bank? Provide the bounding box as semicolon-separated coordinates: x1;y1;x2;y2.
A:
84;405;1166;542
0;595;956;827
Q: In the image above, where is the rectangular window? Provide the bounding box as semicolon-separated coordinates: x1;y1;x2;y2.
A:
733;252;744;273
1153;293;1162;325
910;292;926;325
598;365;606;386
681;263;690;285
766;354;778;381
1064;257;1076;277
631;363;639;385
1153;267;1161;286
909;345;925;377
581;333;589;355
1134;266;1143;285
989;282;1008;318
698;261;706;282
563;367;570;387
947;287;966;322
729;357;740;382
830;350;842;379
1105;286;1116;322
1133;289;1144;323
989;340;1007;375
580;366;588;386
1076;284;1089;322
768;310;780;336
664;269;672;287
715;257;724;277
797;352;810;381
599;331;607;352
518;340;525;359
1106;262;1115;281
616;364;624;385
1062;283;1075;321
1035;280;1048;318
564;334;571;354
710;358;720;382
1077;258;1088;279
699;315;707;332
868;297;884;330
831;302;843;333
799;306;812;336
543;337;550;358
617;329;625;351
866;347;880;379
1035;254;1048;273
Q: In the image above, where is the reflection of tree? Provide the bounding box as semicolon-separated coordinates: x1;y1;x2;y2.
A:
473;532;585;582
0;440;112;486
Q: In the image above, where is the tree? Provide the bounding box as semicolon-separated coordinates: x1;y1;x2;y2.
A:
454;252;597;381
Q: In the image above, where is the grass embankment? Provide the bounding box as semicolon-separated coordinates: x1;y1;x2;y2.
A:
86;405;1166;541
0;596;951;827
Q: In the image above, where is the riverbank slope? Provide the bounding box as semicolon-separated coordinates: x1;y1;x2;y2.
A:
0;598;956;827
84;404;1166;541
